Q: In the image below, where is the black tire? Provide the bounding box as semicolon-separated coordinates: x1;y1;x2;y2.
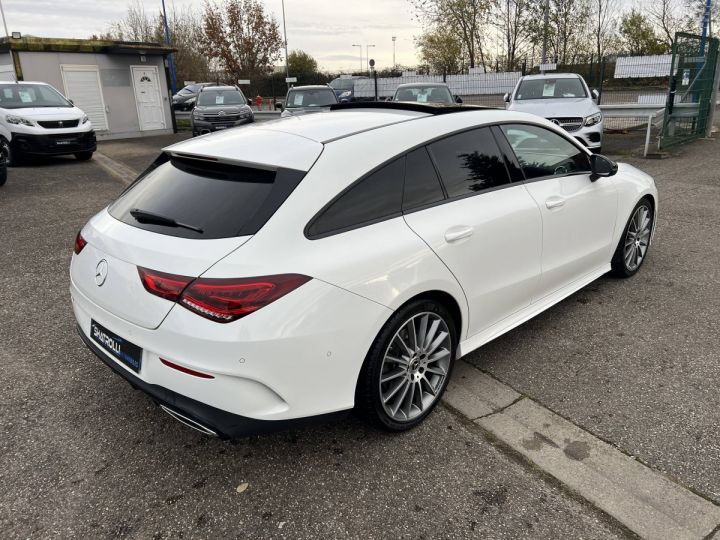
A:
1;137;19;167
74;151;94;161
610;197;654;278
355;298;458;431
0;165;6;187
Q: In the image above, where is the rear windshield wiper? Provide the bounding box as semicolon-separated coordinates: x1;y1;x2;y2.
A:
130;209;204;234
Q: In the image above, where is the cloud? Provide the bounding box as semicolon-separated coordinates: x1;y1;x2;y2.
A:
2;0;423;71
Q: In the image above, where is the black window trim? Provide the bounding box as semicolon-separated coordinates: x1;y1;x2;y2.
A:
303;119;592;240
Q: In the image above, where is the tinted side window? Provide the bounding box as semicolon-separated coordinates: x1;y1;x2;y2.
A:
428;128;510;198
500;124;590;180
308;158;404;237
403;147;445;211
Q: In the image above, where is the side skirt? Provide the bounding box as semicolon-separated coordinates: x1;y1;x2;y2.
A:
458;264;611;358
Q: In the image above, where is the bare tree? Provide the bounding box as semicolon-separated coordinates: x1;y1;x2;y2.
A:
106;0;157;42
495;0;533;71
101;2;211;85
649;0;691;50
411;0;493;69
589;0;619;61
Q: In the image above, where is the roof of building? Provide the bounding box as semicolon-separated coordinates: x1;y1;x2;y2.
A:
0;36;175;56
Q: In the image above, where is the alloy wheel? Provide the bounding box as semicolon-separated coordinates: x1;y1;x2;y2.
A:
379;312;452;422
623;204;652;271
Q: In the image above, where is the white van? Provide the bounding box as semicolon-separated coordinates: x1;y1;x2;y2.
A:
0;81;96;165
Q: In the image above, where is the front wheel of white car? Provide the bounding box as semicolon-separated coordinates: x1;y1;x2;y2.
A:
610;197;654;278
356;299;457;431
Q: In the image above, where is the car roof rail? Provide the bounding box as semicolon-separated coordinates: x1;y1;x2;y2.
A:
329;102;496;115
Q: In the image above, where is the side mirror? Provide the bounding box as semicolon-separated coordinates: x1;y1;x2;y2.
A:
591;89;600;101
454;95;463;104
589;154;618;181
503;92;510;103
275;101;284;111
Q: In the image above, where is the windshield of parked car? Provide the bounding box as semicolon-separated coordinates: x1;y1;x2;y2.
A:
394;86;453;103
286;88;337;108
329;78;355;91
197;89;246;106
0;83;72;109
515;78;587;100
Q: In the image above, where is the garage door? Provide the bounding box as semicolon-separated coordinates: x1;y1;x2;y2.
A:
60;65;108;131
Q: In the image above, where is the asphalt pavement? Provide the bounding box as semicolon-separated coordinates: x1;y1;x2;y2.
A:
1;128;718;538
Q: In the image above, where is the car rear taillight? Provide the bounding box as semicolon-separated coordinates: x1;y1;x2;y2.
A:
138;268;310;323
138;267;193;301
73;231;87;255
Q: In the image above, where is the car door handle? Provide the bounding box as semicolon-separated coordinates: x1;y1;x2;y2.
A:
545;197;566;210
444;226;474;243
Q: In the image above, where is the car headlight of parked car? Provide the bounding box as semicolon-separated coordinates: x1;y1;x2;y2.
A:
81;114;89;124
6;115;34;127
339;90;352;98
584;113;603;127
193;110;203;119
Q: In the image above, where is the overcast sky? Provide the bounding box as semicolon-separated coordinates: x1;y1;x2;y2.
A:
1;0;422;71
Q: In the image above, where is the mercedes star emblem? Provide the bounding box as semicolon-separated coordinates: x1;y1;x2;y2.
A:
95;259;108;287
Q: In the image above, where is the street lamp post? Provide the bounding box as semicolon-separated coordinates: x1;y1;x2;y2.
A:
0;0;9;37
352;44;362;74
160;0;177;94
281;0;290;86
392;36;397;69
366;44;375;75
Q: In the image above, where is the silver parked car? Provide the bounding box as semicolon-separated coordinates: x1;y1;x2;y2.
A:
504;73;603;152
279;85;338;117
393;83;462;104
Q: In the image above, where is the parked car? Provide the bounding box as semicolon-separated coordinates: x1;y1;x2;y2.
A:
0;81;96;166
393;82;462;104
172;83;216;111
504;73;603;152
190;86;254;136
71;102;657;438
329;76;369;102
278;85;338;117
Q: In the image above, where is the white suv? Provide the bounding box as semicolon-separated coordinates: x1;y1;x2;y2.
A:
0;81;96;165
504;73;603;152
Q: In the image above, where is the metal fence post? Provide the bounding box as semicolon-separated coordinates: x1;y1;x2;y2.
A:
706;43;720;137
598;57;605;105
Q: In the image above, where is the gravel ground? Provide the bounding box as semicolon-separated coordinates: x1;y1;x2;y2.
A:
0;156;627;539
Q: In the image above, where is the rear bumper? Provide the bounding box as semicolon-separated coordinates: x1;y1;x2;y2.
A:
11;130;96;156
77;326;343;438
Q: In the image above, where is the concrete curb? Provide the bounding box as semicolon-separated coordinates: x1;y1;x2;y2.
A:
443;361;720;539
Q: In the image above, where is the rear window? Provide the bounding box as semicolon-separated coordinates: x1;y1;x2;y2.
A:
109;156;304;239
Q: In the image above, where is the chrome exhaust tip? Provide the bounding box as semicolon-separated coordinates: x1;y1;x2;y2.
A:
160;405;219;437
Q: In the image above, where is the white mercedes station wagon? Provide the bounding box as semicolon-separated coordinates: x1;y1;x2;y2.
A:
71;102;657;438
